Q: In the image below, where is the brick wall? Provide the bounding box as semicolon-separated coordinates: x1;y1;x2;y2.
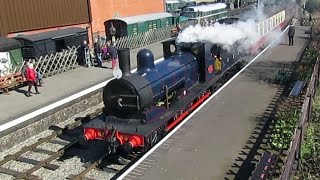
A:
90;0;165;36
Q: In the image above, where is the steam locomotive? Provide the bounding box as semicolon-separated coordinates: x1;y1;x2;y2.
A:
81;40;245;155
81;4;295;156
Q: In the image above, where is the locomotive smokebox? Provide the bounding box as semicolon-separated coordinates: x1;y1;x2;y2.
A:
118;48;131;76
137;49;155;74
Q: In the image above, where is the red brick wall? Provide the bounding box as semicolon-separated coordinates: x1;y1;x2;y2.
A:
90;0;165;36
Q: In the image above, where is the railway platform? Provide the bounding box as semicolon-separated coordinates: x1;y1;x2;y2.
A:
119;25;311;180
0;41;164;133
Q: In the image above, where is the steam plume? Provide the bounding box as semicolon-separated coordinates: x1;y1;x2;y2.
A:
176;19;259;52
176;5;284;52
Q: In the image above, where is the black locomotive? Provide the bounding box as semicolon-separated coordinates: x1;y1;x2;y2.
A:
82;39;245;155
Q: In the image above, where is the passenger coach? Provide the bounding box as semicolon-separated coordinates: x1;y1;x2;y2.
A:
180;3;228;25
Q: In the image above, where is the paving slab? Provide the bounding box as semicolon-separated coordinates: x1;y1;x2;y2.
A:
126;26;310;180
0;41;165;125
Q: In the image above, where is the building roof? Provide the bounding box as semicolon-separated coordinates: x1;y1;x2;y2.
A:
166;0;180;3
13;27;87;42
0;37;22;52
113;12;173;25
184;3;227;12
194;0;217;2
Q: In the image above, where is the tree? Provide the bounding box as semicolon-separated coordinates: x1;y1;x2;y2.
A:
305;0;320;13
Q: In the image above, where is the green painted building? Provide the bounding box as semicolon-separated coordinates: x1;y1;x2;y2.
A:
105;12;175;38
0;37;23;68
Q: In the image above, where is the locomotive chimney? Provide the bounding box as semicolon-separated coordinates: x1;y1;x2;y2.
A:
118;48;131;76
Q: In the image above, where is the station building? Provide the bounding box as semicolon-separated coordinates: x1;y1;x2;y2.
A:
0;0;165;44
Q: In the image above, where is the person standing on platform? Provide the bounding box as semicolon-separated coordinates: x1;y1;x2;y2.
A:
176;23;181;33
101;43;109;62
25;63;40;97
288;23;295;46
109;23;116;43
94;38;102;67
108;42;118;70
21;60;29;81
80;40;90;67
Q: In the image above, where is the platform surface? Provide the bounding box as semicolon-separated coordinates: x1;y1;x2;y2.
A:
122;26;310;180
0;41;164;127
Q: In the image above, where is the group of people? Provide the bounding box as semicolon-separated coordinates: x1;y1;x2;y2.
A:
80;39;118;69
93;40;118;69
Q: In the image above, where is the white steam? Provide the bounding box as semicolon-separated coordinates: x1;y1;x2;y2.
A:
176;6;283;53
176;19;259;52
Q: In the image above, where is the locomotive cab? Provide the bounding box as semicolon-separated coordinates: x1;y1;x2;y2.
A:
177;42;218;82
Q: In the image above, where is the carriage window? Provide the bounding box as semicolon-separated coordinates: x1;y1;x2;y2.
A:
264;20;268;34
211;44;221;57
272;16;276;28
268;18;272;31
258;23;262;37
133;28;137;35
55;39;65;52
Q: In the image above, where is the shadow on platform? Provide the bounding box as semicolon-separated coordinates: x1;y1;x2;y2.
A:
223;41;307;179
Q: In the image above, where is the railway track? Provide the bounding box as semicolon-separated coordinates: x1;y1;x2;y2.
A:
0;122;81;179
0;60;248;180
0;107;140;180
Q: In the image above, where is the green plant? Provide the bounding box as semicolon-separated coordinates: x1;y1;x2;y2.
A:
297;122;320;179
297;48;318;81
305;0;320;14
312;88;320;122
295;87;320;179
304;47;318;64
270;109;300;149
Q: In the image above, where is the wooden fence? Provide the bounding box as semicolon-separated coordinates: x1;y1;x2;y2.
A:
279;58;320;179
300;17;320;26
114;21;196;49
13;46;79;78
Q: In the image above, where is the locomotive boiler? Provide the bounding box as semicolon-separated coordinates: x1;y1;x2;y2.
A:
103;46;199;124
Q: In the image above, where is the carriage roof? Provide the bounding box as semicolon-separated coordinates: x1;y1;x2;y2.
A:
165;0;180;4
112;12;173;25
184;3;227;12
